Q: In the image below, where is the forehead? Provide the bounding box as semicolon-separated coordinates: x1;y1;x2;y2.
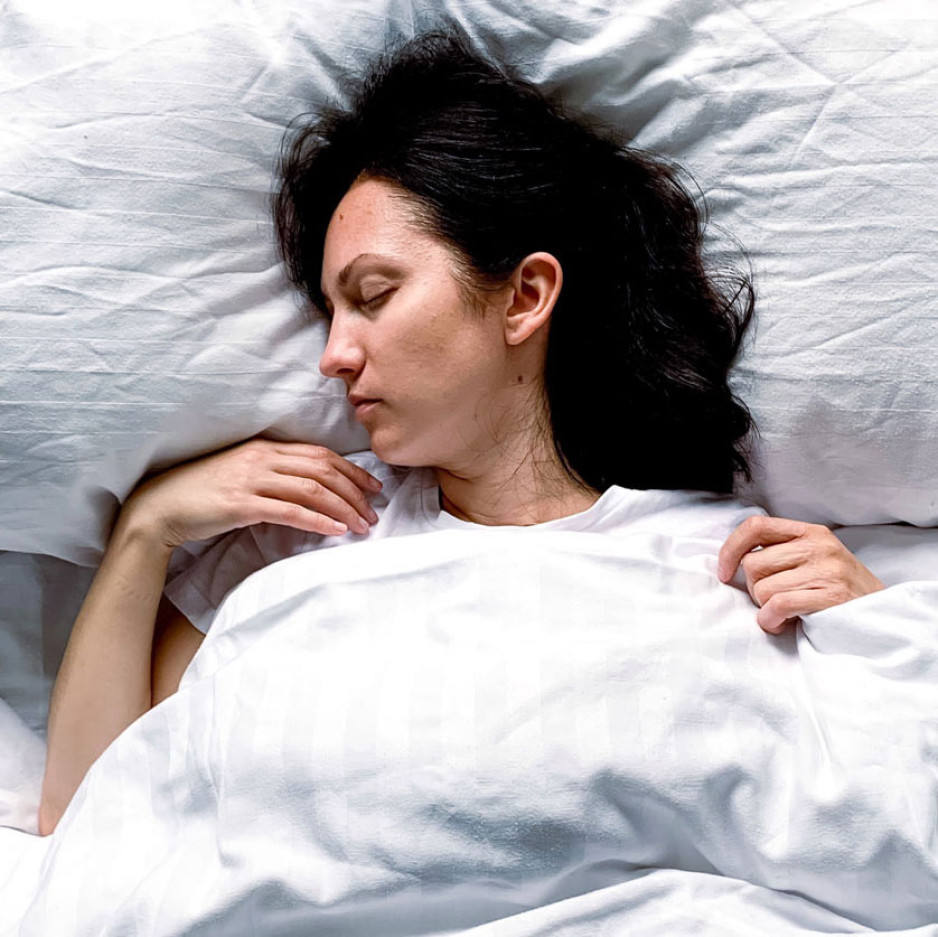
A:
329;177;398;229
320;179;444;294
324;179;420;257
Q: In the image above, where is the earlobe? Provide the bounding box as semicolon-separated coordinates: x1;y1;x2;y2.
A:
504;252;562;345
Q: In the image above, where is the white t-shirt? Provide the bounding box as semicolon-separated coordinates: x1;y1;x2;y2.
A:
163;449;769;634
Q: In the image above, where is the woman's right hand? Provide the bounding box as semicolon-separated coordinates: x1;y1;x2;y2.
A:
122;438;383;550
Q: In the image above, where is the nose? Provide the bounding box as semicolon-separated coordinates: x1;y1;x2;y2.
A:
318;314;365;381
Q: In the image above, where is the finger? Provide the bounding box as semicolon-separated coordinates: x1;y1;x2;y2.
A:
756;588;828;634
269;456;379;524
738;541;814;593
245;495;353;536
747;563;825;609
329;455;385;495
269;442;383;492
258;474;374;534
718;515;813;582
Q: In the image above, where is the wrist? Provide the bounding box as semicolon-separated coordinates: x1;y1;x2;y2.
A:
112;499;177;558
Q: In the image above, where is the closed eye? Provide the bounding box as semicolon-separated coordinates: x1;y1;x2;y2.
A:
360;289;394;310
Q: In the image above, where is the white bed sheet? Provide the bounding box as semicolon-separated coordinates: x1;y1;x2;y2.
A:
0;520;936;935
2;526;936;838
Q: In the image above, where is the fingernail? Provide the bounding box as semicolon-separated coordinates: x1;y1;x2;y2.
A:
367;509;379;524
354;517;370;534
369;478;383;490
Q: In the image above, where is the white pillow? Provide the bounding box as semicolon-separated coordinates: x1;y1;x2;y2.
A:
0;0;379;564
1;0;935;566
534;0;937;528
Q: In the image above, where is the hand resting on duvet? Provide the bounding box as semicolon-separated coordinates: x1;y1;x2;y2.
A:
30;23;913;933
718;514;886;633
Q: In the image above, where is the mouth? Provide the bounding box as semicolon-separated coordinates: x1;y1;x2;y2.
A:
353;400;380;418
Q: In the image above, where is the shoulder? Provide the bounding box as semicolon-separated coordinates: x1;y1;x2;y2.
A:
599;485;769;541
660;491;769;541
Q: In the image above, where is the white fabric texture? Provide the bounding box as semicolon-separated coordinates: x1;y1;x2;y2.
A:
1;0;937;564
165;450;763;635
5;521;938;848
1;500;936;935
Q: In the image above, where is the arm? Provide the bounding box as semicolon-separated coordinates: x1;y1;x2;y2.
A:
151;595;204;707
39;438;383;836
39;509;174;836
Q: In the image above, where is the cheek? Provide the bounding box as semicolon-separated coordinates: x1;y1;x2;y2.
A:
388;300;497;406
419;337;489;406
398;318;468;393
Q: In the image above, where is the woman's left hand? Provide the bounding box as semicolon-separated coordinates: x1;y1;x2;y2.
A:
717;515;886;634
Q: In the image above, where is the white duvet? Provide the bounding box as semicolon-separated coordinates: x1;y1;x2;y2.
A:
1;520;936;935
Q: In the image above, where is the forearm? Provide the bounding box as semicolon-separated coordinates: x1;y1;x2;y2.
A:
39;509;174;835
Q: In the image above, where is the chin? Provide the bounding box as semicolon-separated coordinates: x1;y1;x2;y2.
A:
368;432;434;469
368;432;404;465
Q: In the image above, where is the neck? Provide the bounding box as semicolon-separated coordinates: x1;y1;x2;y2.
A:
434;436;601;527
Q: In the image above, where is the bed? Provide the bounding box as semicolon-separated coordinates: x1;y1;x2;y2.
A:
1;0;936;933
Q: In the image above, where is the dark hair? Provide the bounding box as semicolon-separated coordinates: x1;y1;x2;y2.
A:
274;23;759;495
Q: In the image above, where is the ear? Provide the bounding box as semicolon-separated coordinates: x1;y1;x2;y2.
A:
503;252;563;346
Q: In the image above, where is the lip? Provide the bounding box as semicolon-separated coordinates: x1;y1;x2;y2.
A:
353;399;380;418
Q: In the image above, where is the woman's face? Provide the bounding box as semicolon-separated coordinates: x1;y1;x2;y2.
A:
319;177;519;469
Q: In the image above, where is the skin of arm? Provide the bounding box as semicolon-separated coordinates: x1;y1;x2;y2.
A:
38;507;177;837
151;595;204;708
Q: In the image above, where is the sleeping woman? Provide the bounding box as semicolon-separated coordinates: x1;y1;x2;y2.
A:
38;25;886;838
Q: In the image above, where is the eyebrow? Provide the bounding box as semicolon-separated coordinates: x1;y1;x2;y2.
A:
321;252;399;304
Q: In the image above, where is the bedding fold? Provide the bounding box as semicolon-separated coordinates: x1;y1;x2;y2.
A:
2;527;935;935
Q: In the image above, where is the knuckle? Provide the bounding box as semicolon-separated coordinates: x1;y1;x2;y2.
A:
231;472;256;500
761;591;779;612
241;443;266;465
770;592;794;614
300;476;323;495
752;579;770;605
230;486;252;507
279;441;329;460
280;503;305;525
822;538;843;558
237;496;263;524
355;492;373;513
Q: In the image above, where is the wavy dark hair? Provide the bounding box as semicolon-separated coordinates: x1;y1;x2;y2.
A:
274;23;758;495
